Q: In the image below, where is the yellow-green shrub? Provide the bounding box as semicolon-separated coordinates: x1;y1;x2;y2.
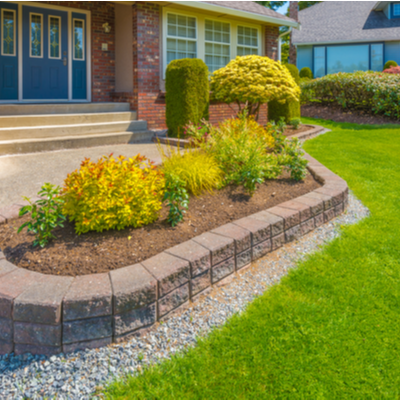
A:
159;146;222;196
62;154;165;234
210;55;300;120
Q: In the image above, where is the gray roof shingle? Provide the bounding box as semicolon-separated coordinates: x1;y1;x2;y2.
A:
202;1;295;23
292;1;400;45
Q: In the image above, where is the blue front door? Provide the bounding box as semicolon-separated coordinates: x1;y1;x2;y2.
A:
22;5;68;100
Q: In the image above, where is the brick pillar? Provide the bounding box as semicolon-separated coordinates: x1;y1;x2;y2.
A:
289;1;299;65
264;25;279;60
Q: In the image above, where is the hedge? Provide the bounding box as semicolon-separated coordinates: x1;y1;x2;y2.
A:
166;59;209;138
301;71;400;119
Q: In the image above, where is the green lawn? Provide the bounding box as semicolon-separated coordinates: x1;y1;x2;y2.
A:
105;119;400;399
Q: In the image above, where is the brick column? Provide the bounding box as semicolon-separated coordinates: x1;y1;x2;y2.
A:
264;25;279;60
289;1;299;65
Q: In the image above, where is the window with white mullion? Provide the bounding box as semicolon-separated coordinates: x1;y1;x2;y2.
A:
205;19;230;73
166;13;197;64
237;25;259;56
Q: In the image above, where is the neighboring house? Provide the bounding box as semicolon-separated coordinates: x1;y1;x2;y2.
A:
0;0;298;142
292;1;400;77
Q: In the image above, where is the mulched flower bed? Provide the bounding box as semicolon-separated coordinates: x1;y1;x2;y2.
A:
302;103;400;125
0;172;321;277
282;124;313;137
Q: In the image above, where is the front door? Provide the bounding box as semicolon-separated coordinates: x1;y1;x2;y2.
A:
22;5;68;100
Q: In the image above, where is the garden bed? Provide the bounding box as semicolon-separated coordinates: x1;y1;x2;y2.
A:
0;172;320;277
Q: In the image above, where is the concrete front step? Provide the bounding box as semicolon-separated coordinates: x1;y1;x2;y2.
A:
0;102;131;116
0;131;155;156
0;112;137;128
0;120;148;140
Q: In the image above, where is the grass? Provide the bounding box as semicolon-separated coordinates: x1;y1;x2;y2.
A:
104;118;400;399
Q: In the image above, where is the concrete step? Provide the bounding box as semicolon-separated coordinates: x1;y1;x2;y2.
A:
0;131;155;156
0;102;131;116
0;120;148;140
0;112;137;128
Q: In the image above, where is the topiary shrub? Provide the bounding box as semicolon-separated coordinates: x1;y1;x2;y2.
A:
300;67;313;79
383;60;398;71
268;63;301;123
210;55;300;120
166;59;209;138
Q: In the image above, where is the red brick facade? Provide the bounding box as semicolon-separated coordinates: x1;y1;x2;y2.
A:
289;2;299;66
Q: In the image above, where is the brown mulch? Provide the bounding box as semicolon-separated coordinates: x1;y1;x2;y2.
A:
0;172;321;277
302;103;400;125
282;124;313;137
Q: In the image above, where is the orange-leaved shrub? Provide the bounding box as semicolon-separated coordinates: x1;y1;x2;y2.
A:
62;154;165;234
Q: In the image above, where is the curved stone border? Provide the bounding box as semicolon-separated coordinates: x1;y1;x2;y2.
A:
0;156;348;357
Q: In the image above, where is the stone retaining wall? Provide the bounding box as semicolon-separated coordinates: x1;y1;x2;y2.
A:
0;152;348;356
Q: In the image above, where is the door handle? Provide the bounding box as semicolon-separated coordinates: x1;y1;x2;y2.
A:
63;57;67;66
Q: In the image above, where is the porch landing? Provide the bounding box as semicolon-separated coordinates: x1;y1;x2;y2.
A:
0;103;154;156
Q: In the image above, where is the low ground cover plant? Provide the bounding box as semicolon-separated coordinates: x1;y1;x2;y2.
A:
383;66;400;74
301;71;400;119
163;172;189;227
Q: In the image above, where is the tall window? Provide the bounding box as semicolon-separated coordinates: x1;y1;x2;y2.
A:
237;26;258;56
393;3;400;16
166;13;197;65
371;44;383;71
205;19;230;73
49;16;61;59
314;46;325;78
30;13;42;57
73;19;84;60
1;9;15;56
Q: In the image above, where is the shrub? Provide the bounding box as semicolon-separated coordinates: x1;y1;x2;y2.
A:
63;155;165;234
166;59;209;138
18;183;66;248
383;60;398;70
290;118;301;129
210;55;300;120
301;71;400;119
300;67;313;79
159;145;222;196
268;63;301;123
383;66;400;74
163;173;189;227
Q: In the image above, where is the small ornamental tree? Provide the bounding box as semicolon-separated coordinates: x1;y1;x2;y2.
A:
210;55;300;120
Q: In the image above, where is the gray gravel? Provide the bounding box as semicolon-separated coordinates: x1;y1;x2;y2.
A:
0;192;369;399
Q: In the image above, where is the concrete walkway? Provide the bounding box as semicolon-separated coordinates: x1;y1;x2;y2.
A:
0;141;166;208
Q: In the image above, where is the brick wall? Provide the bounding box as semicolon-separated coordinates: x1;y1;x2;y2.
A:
264;25;279;61
289;2;299;65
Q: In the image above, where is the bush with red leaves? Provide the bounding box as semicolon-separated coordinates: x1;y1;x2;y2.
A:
383;66;400;74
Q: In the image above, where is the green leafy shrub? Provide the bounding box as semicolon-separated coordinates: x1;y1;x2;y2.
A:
383;60;398;70
63;155;165;234
300;67;313;79
166;59;209;138
18;183;66;247
268;63;301;123
290;118;301;129
301;71;400;119
159;145;222;196
163;173;189;227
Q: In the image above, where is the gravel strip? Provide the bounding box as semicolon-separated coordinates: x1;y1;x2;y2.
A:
0;192;369;399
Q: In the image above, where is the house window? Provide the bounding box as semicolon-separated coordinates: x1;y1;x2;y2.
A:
371;44;383;71
73;19;85;60
393;3;400;16
237;26;259;56
1;9;16;56
49;16;61;59
314;46;325;78
30;13;43;58
205;19;230;73
327;45;369;74
166;13;197;65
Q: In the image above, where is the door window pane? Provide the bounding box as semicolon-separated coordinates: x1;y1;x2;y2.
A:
2;10;15;56
205;19;230;72
74;19;84;60
30;14;42;57
327;45;369;74
371;44;383;71
237;25;258;56
314;47;325;77
49;16;60;59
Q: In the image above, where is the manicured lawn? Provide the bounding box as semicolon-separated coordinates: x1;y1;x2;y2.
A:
105;119;400;399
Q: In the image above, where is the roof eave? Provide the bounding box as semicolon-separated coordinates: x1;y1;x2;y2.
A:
293;38;394;46
176;1;300;28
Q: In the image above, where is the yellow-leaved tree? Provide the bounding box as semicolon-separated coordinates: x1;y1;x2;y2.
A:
210;55;300;120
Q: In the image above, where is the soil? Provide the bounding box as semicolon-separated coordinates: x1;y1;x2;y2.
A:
302;103;400;126
282;124;313;137
0;172;320;277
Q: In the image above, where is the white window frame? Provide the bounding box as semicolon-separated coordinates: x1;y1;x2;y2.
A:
204;18;231;73
165;12;198;68
1;8;16;56
48;15;61;59
72;18;85;61
29;12;43;58
237;24;260;56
